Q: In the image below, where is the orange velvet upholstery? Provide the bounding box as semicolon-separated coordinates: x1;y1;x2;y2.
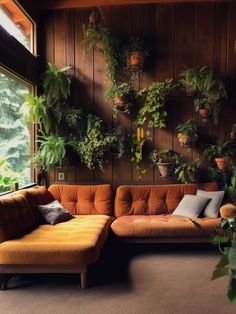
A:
0;215;112;265
114;183;219;217
111;215;220;238
0;194;37;243
220;203;236;218
48;184;113;216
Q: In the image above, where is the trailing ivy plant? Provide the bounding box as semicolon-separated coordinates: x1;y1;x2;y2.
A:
82;24;121;84
135;79;176;129
179;66;227;125
73;114;117;171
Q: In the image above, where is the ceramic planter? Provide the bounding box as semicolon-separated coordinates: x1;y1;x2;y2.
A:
215;156;230;170
177;133;198;148
89;11;100;25
198;108;209;119
113;95;125;109
156;162;173;177
130;51;144;67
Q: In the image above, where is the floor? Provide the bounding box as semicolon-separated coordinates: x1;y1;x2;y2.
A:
0;244;234;314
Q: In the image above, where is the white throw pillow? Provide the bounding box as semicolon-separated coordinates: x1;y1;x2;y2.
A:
196;190;225;218
172;195;210;218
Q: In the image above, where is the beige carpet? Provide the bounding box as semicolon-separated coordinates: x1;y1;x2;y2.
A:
0;245;234;314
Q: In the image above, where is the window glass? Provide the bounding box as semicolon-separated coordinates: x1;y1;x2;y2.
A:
0;0;33;52
0;67;32;192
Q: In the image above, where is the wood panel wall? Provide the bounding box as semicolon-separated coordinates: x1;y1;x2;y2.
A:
39;1;236;186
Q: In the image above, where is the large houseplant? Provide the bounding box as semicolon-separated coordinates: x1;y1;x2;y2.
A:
149;148;175;177
179;66;227;124
135;79;175;129
211;218;236;303
203;141;234;170
176;120;198;148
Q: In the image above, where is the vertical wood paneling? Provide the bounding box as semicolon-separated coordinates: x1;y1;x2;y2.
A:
40;1;236;185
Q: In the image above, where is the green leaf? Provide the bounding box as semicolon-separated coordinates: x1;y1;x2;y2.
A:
212;235;230;244
228;277;236;303
215;253;229;269
211;266;229;280
229;247;236;270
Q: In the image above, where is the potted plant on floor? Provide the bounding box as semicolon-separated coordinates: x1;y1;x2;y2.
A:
179;66;227;124
135;79;176;129
211;217;236;303
105;83;136;117
149;148;175;177
173;154;201;183
203;141;234;171
176;120;198;148
227;167;236;204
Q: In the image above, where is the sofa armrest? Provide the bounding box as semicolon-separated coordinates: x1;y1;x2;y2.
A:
220;203;236;218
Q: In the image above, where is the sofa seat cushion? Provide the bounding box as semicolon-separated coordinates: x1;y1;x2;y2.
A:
111;215;220;238
0;215;112;265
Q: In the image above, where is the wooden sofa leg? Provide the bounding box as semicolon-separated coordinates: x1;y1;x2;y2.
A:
80;271;87;289
0;274;11;291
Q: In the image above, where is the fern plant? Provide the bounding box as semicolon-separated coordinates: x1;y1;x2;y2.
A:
20;94;51;134
41;63;71;103
135;79;176;129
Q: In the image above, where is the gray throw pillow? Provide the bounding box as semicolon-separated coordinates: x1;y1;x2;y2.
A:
38;200;74;225
196;190;225;218
172;195;210;218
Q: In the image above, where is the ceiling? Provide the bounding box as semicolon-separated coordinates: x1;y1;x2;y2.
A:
20;0;229;11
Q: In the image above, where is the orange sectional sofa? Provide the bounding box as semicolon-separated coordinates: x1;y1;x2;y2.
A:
0;182;236;290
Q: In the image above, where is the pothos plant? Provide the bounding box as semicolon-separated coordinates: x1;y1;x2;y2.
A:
211;218;236;303
105;82;136;117
130;128;147;181
135;79;176;129
179;66;227;125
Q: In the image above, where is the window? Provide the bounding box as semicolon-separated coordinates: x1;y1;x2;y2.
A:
0;67;33;192
0;0;34;52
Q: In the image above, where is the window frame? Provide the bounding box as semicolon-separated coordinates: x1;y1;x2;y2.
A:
0;65;37;189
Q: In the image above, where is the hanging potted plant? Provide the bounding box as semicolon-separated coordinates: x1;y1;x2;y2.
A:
125;37;148;70
149;149;175;177
176;120;198;148
105;83;136;117
172;154;201;183
179;66;227;125
135;79;176;129
88;10;100;25
203;141;234;171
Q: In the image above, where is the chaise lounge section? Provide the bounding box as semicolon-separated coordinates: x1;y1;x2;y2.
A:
0;184;113;290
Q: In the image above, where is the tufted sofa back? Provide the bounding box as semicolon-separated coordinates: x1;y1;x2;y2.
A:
48;184;113;215
0;194;37;243
114;183;219;217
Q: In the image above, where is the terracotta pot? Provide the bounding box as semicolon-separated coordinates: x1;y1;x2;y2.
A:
89;11;100;25
198;108;209;119
157;162;173;177
113;95;125;109
177;133;198;148
215;157;230;170
130;51;144;66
